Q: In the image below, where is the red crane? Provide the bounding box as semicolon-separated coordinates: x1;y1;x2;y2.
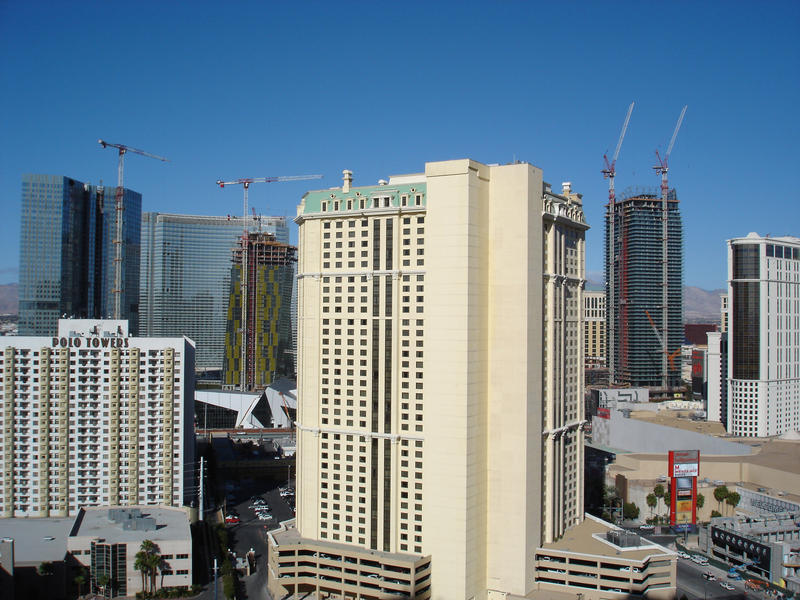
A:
216;174;323;391
602;102;634;384
99;139;169;319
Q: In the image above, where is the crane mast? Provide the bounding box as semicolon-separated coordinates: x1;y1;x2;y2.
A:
99;139;168;320
652;106;687;390
216;174;323;391
602;102;634;384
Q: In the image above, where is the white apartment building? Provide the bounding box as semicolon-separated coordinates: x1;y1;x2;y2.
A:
0;320;195;517
728;233;800;437
269;160;588;599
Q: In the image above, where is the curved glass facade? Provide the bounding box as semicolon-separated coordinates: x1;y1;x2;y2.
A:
140;213;289;372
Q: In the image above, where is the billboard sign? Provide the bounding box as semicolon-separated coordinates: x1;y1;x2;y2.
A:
669;450;699;529
673;463;699;477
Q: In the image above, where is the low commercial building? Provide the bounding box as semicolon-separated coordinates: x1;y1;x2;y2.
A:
699;511;800;594
268;519;432;598
604;439;800;523
67;506;192;597
533;514;676;599
0;516;74;599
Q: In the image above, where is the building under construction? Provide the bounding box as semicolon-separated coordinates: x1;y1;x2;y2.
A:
223;232;296;390
605;187;683;391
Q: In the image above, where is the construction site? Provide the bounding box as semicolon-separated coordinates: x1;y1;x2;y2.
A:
216;174;320;393
603;105;687;399
223;231;296;390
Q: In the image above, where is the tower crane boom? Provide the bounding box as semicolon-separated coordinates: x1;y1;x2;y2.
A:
98;139;169;320
602;102;634;385
216;172;323;391
652;105;688;389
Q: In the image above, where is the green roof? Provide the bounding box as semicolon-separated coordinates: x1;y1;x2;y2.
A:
300;182;426;214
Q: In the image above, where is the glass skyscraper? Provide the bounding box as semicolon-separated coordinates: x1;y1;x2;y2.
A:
19;174;141;335
605;189;683;389
139;213;290;373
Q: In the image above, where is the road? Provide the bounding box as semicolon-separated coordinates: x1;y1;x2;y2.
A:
630;526;777;600
224;477;296;600
676;556;754;600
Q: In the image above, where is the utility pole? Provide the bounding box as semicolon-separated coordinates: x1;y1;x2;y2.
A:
199;456;205;521
213;557;218;600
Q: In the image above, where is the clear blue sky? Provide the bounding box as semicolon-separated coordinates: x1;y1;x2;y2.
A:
1;1;798;288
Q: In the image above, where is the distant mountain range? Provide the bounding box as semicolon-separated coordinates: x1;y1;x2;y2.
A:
0;281;727;323
586;274;724;324
684;286;725;324
0;283;18;315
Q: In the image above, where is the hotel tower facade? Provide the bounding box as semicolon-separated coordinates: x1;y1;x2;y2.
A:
0;319;195;517
268;159;588;599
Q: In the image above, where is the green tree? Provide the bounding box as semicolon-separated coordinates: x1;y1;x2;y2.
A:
37;561;54;576
74;571;87;597
134;551;148;594
726;491;741;515
146;552;160;594
714;485;729;511
223;573;236;599
711;509;722;518
646;493;657;515
664;489;671;508
696;493;705;509
96;573;111;598
134;539;162;595
654;484;665;515
623;501;640;520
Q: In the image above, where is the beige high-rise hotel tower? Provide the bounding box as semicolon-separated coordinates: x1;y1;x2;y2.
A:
268;159;588;599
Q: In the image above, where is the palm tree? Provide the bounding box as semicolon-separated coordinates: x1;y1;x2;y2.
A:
146;552;160;594
646;493;657;516
654;484;665;515
96;573;111;598
714;485;729;511
725;491;741;515
134;539;162;596
134;550;148;593
74;572;86;597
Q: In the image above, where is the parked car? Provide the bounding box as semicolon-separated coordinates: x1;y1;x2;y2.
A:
225;515;240;524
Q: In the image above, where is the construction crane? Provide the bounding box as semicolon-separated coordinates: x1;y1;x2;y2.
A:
216;174;323;391
645;310;681;371
602;102;634;385
652;106;687;390
99;139;169;319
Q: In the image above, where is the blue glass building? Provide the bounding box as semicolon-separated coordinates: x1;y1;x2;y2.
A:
139;213;290;373
19;174;141;335
605;188;683;389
